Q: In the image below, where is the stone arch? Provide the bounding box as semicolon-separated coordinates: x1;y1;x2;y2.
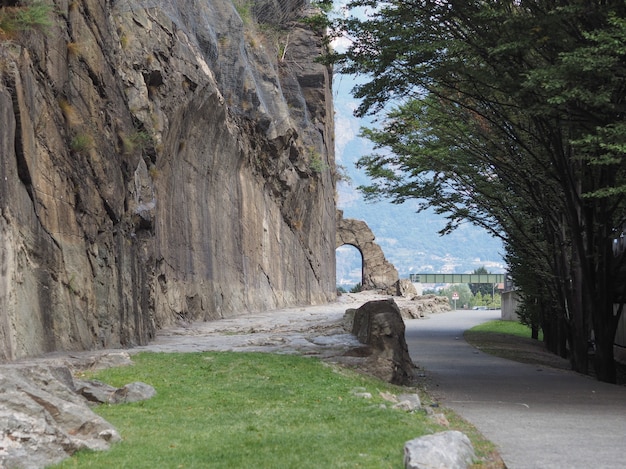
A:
336;210;400;292
336;243;364;289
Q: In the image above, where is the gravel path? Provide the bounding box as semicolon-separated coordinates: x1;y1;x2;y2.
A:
11;292;393;370
131;295;365;357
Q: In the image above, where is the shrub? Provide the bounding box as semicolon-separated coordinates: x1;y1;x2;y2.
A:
121;130;152;155
70;133;93;153
58;98;81;127
233;0;253;25
309;149;327;173
66;41;81;57
0;1;53;39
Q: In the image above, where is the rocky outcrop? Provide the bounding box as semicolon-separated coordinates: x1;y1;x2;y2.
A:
0;352;158;469
344;299;417;385
400;294;451;319
0;0;336;361
0;364;122;469
337;210;414;294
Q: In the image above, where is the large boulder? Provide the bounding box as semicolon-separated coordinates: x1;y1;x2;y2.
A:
0;365;121;469
404;431;476;469
346;299;417;385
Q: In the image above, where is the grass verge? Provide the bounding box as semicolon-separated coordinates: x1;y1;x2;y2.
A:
51;352;501;468
465;319;540;339
464;320;570;370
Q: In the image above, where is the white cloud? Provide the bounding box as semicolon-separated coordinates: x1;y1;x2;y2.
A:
334;113;360;161
378;237;398;246
330;35;352;53
337;183;361;208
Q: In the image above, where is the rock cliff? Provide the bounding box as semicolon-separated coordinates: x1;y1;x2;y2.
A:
0;0;336;361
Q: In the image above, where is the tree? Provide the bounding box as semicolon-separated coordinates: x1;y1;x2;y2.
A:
468;266;493;298
329;0;626;382
472;292;486;308
440;284;472;309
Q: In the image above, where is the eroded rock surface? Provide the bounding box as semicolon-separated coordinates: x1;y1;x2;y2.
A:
0;0;335;361
400;294;451;319
0;365;122;469
345;299;418;385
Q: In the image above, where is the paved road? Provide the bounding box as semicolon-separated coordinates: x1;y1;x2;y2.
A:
405;309;626;469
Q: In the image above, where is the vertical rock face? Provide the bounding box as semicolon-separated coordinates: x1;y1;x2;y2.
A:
0;0;336;361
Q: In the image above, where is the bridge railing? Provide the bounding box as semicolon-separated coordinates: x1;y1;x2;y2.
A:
409;273;504;284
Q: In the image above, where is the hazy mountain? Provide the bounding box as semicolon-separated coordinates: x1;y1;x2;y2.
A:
334;74;506;288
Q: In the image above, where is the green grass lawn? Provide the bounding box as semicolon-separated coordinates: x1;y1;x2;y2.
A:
467;320;541;340
51;352;450;469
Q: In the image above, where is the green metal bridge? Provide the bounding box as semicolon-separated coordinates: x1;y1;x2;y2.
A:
409;273;505;284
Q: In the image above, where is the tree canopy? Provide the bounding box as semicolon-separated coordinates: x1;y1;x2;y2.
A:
329;0;626;382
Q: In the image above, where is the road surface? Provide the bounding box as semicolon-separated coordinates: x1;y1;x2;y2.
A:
405;309;626;469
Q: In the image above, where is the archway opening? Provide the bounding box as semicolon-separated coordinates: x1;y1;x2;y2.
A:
336;244;363;293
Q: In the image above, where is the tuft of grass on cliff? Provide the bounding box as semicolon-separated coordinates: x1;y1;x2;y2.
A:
0;1;53;39
53;352;447;469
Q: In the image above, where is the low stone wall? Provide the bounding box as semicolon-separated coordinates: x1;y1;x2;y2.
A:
501;290;520;321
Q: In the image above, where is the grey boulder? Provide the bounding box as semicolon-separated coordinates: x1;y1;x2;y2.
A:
404;430;476;469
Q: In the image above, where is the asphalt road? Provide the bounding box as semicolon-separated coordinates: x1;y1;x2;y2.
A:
404;309;626;469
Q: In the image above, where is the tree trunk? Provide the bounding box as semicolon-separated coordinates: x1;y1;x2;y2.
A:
569;325;588;374
593;334;616;383
592;303;620;384
567;259;589;373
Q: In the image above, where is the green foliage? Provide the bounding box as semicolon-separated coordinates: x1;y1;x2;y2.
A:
473;292;503;311
122;130;152;155
312;0;333;14
473;292;486;308
52;352;443;468
468;267;493;298
468;320;543;342
301;0;333;32
0;1;53;38
350;282;362;293
233;0;253;25
439;284;472;308
330;0;626;382
70;133;93;153
309;148;327;173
